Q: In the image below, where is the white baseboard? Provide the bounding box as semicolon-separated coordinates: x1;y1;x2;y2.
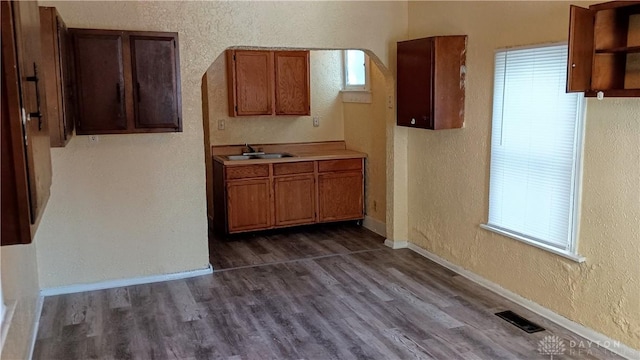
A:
40;264;213;297
363;216;386;237
1;299;17;353
27;296;44;360
406;243;640;360
384;238;408;249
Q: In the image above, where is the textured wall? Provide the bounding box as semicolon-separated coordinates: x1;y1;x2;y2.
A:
407;1;640;350
207;50;344;146
344;63;388;223
33;1;408;289
1;244;40;359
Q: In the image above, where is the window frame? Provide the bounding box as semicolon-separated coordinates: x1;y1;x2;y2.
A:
342;49;371;92
481;42;586;263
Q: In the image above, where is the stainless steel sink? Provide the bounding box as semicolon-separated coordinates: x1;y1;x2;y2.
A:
225;155;256;160
224;153;294;161
256;153;293;159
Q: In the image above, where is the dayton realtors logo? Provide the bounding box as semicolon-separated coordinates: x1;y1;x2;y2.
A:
537;335;624;358
538;335;566;359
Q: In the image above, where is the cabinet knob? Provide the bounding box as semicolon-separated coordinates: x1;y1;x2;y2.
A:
571;63;576;68
411;118;416;125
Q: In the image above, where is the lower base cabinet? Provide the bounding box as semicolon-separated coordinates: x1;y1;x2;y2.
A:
317;171;364;222
214;158;364;234
226;179;271;232
274;175;316;226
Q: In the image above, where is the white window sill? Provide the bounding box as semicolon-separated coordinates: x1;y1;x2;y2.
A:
480;224;586;263
341;90;372;104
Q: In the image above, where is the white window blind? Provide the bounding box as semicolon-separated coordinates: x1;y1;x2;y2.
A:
487;44;584;253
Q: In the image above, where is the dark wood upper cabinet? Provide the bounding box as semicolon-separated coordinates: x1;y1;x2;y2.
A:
397;35;467;130
40;6;75;147
2;0;53;246
71;29;182;134
131;34;181;129
567;1;640;97
274;51;310;115
72;30;126;133
226;49;310;117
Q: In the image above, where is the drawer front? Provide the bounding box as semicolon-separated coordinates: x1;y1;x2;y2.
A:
318;158;362;173
225;164;270;180
273;161;314;176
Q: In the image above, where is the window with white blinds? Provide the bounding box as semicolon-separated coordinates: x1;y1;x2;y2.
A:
483;43;585;259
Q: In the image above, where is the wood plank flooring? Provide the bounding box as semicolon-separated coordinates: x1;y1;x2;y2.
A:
33;224;623;359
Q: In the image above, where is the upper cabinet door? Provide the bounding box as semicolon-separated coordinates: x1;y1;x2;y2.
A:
274;51;310;115
131;34;181;130
397;37;434;129
2;0;52;245
567;5;594;92
567;5;595;92
72;30;126;133
229;50;274;116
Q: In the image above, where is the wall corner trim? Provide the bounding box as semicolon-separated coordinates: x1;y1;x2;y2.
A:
363;216;386;237
40;264;214;297
27;295;44;360
1;299;18;353
406;243;640;360
384;238;408;249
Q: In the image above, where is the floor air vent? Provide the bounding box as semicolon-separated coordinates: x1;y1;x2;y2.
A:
495;310;545;333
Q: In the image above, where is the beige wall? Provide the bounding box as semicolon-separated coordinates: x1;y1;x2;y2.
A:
1;244;40;359
33;0;407;289
344;63;388;223
406;1;640;350
207;50;344;146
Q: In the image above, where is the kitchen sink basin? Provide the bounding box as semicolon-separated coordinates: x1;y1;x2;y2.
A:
256;153;293;159
225;155;255;160
224;153;294;161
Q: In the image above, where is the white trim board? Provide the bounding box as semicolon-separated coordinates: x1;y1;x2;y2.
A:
405;243;640;360
384;239;408;249
27;296;44;360
40;264;213;297
362;216;386;237
0;299;17;353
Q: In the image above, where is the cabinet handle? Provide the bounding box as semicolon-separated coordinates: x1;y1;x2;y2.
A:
25;62;43;130
136;82;141;102
116;83;121;103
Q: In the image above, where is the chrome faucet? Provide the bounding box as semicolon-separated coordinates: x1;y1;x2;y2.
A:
242;143;264;156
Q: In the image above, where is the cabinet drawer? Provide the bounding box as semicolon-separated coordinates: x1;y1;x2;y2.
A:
318;158;362;173
225;164;270;180
273;161;314;176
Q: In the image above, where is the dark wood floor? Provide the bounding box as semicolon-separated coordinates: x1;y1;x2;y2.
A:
34;224;622;359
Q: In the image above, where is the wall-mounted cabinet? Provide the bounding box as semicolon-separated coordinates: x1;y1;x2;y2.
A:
397;35;467;130
2;0;53;245
71;29;182;134
40;6;75;147
567;2;640;97
226;49;310;117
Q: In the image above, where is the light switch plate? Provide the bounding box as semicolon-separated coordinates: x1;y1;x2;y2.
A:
218;119;225;130
313;117;320;127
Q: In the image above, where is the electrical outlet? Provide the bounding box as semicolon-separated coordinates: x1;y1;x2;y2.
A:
387;95;393;109
88;135;99;144
313;116;320;127
218;119;225;130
